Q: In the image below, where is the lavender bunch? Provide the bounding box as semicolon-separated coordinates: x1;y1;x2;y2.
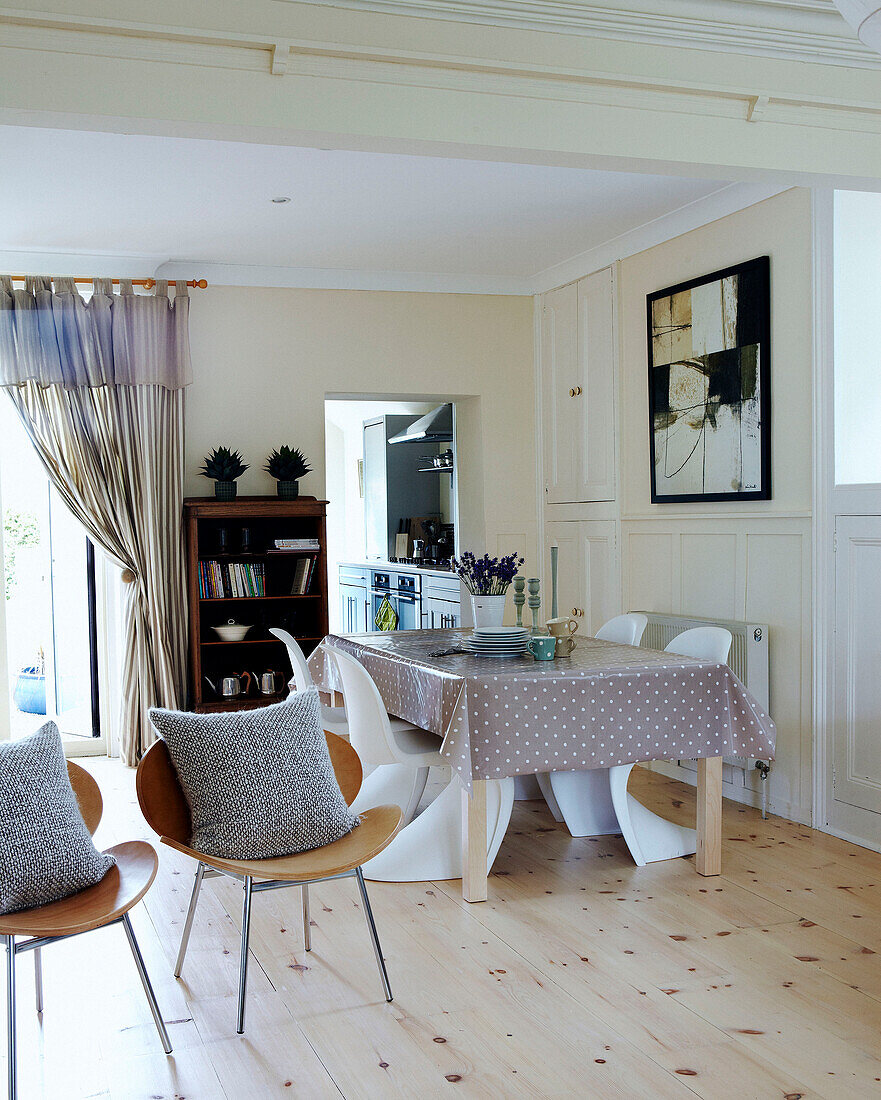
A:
452;551;525;595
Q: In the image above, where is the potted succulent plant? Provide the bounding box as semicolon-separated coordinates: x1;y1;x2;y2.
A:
199;446;249;500
265;446;311;500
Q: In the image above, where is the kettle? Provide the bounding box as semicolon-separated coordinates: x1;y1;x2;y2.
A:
255;669;284;696
221;671;253;698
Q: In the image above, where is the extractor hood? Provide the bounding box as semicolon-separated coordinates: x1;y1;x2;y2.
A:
387;403;453;445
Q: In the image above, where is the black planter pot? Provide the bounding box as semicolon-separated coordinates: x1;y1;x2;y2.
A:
277;480;299;500
214;480;238;501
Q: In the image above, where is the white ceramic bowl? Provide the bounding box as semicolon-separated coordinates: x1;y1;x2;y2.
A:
212;623;252;642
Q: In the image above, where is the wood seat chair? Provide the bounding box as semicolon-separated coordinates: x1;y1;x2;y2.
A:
135;731;402;1034
2;761;172;1100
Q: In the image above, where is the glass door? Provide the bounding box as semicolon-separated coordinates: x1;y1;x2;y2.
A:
1;401;100;741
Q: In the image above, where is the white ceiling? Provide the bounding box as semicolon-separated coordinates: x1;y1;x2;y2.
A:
0;126;732;288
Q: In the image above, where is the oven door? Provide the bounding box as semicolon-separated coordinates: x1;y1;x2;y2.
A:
393;593;421;631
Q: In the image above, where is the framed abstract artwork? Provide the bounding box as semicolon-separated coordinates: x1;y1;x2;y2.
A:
647;255;771;503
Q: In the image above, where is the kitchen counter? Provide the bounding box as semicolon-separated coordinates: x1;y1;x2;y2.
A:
338;558;459;580
338;558;465;632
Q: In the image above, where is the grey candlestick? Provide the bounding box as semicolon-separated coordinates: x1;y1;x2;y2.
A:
527;577;542;635
550;545;558;620
513;576;525;628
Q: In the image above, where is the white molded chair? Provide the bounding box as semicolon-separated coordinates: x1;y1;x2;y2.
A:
329;647;515;882
536;612;649;821
665;626;732;663
269;627;348;738
594;612;648;646
547;624;732;867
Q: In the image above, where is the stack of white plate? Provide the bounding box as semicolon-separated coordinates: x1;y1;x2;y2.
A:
464;626;530;658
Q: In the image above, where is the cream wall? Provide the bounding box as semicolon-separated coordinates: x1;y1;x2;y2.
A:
184;286;538;573
617;188;813;823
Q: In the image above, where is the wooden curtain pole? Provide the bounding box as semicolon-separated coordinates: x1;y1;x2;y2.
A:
5;276;208;289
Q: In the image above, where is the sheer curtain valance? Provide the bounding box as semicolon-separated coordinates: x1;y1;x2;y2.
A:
0;276;192;388
0;276;192;764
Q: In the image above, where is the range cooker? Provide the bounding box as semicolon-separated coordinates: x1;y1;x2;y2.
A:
370;570;422;631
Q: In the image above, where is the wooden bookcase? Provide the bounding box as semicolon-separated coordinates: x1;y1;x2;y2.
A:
184;496;329;713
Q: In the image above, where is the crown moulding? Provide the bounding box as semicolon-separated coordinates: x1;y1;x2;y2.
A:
833;1;881;50
0;0;875;68
272;0;879;68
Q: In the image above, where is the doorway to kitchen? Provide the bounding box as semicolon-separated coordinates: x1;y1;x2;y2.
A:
324;396;460;635
0;400;101;744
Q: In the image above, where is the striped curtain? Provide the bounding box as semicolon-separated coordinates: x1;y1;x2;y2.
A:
0;276;191;764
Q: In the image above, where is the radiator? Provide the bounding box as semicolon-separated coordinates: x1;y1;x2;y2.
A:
636;612;770;773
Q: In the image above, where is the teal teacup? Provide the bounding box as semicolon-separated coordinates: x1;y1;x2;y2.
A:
527;635;556;661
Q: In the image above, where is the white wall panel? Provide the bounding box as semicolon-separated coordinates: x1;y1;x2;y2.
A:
626;532;674;614
680;532;738;622
583;522;619;634
744;530;810;812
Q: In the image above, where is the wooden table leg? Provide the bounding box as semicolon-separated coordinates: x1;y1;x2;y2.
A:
461;781;488;903
696;756;722;876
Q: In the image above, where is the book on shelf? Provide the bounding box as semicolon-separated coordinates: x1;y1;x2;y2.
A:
199;560;265;599
290;555;317;595
272;538;320;551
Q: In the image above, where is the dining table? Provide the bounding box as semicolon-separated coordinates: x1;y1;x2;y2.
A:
309;628;777;903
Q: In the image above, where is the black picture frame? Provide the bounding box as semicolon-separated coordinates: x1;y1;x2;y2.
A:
646;255;771;504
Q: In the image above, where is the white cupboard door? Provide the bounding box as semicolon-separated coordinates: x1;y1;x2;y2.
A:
545;520;619;634
833;515;881;815
577;268;616;502
544;521;584;624
580;521;619;636
541;269;616;504
542;282;579;505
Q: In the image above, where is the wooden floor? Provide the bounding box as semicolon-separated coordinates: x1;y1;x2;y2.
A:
6;762;881;1099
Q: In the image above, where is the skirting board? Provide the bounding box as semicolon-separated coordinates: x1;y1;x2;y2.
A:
643;760;811;828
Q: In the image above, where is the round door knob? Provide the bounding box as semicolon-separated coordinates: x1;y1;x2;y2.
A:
571;607;584;617
569;386;583;397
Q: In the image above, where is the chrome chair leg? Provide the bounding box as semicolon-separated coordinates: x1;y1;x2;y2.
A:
236;876;253;1035
174;862;205;978
33;947;42;1014
355;868;392;1002
302;884;311;952
6;935;16;1100
122;914;173;1054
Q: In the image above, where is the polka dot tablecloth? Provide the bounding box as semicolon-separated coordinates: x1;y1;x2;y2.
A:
308;629;776;794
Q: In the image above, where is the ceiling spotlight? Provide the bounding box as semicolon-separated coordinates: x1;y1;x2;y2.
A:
271;196;291;204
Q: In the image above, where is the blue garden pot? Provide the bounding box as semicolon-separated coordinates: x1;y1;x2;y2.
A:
13;668;46;715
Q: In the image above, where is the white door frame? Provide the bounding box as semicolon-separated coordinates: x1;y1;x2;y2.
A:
811;187;834;836
811;189;881;851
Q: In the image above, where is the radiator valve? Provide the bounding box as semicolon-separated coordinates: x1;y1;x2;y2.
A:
755;759;770;819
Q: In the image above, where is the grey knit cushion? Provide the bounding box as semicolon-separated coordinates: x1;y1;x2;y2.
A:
149;687;359;860
0;723;115;916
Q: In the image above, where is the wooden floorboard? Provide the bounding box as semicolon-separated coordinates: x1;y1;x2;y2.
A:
5;761;881;1098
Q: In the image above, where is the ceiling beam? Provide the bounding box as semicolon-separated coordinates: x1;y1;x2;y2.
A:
2;2;881;185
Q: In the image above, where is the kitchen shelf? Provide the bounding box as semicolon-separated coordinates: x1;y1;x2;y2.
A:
417;466;454;473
